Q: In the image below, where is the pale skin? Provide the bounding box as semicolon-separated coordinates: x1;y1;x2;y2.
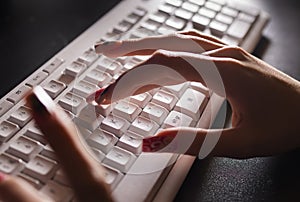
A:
1;30;300;201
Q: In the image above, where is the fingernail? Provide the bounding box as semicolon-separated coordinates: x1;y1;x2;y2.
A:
0;172;7;183
94;41;121;54
86;86;109;105
142;135;175;152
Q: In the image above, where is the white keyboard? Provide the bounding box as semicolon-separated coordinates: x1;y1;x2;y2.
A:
0;0;269;201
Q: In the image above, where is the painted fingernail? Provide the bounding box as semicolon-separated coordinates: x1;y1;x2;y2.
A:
142;135;176;152
0;172;7;183
86;86;109;105
94;41;121;53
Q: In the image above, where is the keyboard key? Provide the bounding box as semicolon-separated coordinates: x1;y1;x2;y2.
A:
54;168;70;186
18;173;43;189
165;16;186;30
129;92;152;108
58;92;85;114
100;114;130;137
64;61;87;77
117;131;143;155
26;71;48;87
96;57;123;76
140;19;161;31
148;12;169;24
40;180;73;202
72;80;99;98
222;35;240;46
86;129;118;154
23;155;58;183
126;13;141;24
165;0;182;7
198;7;216;19
7;136;43;162
174;8;193;20
43;80;66;99
77;48;99;66
128;116;159;137
157;25;177;35
189;81;210;96
162;82;189;97
7;85;31;104
209;20;228;37
227;1;259;17
227;19;251;40
205;1;222;12
215;13;234;25
152;90;178;111
181;1;199;13
94;104;115;117
74;105;104;131
25;124;47;145
40;144;58;161
132;7;147;17
0;153;24;174
103;165;124;190
174;88;206;121
221;6;238;18
112;101;142;122
84;69;112;87
158;3;176;14
43;58;64;74
238;12;256;24
188;0;205;6
162;110;193;128
91;148;106;162
0;120;19;142
8;106;32;127
113;20;133;34
192;14;211;31
103;146;136;173
141;102;168;125
0;100;14;116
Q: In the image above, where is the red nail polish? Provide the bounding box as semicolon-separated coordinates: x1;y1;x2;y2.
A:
0;172;7;183
142;135;175;152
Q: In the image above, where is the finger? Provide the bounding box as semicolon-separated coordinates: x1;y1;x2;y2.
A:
0;173;50;202
178;29;227;45
26;86;112;202
202;45;249;60
94;32;224;57
92;50;233;105
142;127;252;159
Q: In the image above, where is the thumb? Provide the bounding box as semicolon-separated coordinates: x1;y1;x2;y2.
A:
142;127;246;159
0;172;52;202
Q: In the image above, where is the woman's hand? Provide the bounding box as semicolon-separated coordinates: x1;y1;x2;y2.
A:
94;30;300;159
0;86;113;202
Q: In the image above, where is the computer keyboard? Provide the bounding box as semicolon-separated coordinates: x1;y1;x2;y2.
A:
0;0;269;201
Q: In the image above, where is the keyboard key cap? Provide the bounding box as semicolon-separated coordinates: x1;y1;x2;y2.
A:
26;71;48;87
74;105;104;131
189;81;210;96
192;14;211;31
174;88;206;121
25;124;48;145
162;82;189;97
205;1;222;12
0;120;19;142
84;69;112;87
227;19;252;40
103;165;124;190
188;0;205;6
43;58;64;74
43;80;66;99
165;0;182;7
72;80;99;98
141;102;168;125
198;7;216;19
209;20;228;37
132;7;147;17
0;100;14;116
18;173;43;189
0;153;24;174
126;13;141;24
152;90;178;111
238;12;256;24
58;92;85;114
64;61;87;77
222;35;240;46
54;168;70;186
113;20;133;34
112;101;142;122
162;110;193;128
96;57;123;76
40;144;57;161
165;16;186;30
140;19;161;31
157;25;177;35
103;146;137;173
77;48;99;66
181;1;199;13
117;131;143;155
23;155;58;183
158;3;176;14
129;92;152;108
148;12;169;24
7;85;31;104
100;114;130;137
86;129;118;154
215;13;234;25
40;180;73;202
221;6;238;18
91;148;106;162
128;116;159;137
7;136;43;162
174;8;193;20
8;106;32;127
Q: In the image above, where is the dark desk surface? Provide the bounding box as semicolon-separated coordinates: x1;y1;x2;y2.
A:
1;0;300;201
